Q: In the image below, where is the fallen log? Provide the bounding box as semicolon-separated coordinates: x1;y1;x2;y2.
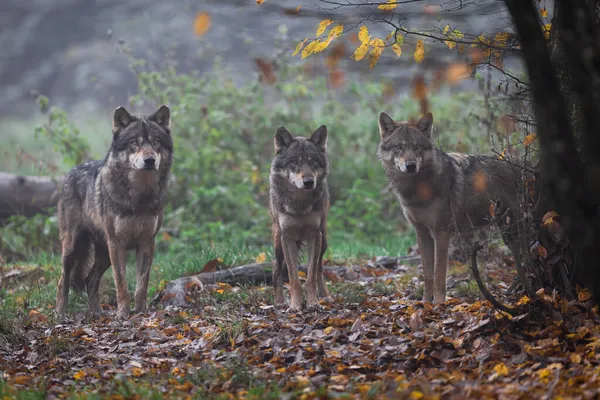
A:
0;172;62;219
153;255;421;308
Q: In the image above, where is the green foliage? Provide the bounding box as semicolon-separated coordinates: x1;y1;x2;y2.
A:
0;54;517;262
33;95;91;169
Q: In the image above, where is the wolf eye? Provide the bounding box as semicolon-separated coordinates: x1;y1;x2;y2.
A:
151;137;160;146
129;139;138;146
394;144;404;150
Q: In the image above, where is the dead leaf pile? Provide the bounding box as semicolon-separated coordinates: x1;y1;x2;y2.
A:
3;280;600;398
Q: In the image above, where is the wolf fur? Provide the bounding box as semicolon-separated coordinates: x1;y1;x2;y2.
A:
377;111;542;303
269;125;331;311
55;105;173;319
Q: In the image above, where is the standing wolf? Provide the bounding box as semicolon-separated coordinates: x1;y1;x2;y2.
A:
377;111;539;303
269;125;331;311
55;105;173;319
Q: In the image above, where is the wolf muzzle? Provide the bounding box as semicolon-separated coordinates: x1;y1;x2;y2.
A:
143;155;156;170
303;176;315;189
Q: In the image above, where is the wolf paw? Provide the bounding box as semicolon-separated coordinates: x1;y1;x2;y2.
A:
115;309;130;320
285;304;303;314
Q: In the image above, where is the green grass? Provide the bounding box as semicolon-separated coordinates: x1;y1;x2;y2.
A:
0;230;415;317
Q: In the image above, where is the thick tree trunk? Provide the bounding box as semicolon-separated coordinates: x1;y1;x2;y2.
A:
0;173;62;220
504;0;600;298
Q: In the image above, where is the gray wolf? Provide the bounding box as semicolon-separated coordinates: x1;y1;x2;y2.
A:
55;105;173;319
377;111;542;303
269;125;331;311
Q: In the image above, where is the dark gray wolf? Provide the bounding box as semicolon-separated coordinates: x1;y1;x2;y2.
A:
269;125;331;311
377;111;542;303
55;105;173;319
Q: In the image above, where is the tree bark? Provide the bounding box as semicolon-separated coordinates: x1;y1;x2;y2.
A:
504;0;600;297
0;173;62;220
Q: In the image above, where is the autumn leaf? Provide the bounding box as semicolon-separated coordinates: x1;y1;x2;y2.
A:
413;40;425;63
316;19;333;37
328;24;344;39
369;38;385;69
489;202;495;217
301;39;320;59
523;133;537;146
358;26;370;43
498;148;507;160
193;12;211;36
493;362;509;377
542;211;560;226
446;63;471;84
443;25;450;35
578;287;593;302
293;38;308;57
256;252;267;263
73;370;86;380
256;0;265;4
537;244;548;258
352;41;370;61
543;23;552;39
540;8;548;17
392;44;402;57
378;0;398;11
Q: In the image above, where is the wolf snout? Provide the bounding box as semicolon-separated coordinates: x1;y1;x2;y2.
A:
303;176;315;189
143;156;156;170
405;162;417;173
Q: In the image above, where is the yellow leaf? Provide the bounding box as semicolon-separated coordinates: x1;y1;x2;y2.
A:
498;148;507;160
255;252;267;263
473;34;486;47
569;353;582;364
132;367;146;377
542;211;559;226
537;244;548;258
543;23;552;40
369;38;385;69
256;0;265;4
523;133;537;146
352;41;371;61
73;370;86;380
358;26;370;43
316;19;333;37
298;270;306;278
328;24;344;39
517;295;531;305
378;0;398;10
301;39;320;59
193;12;211;36
324;326;334;335
541;8;548;18
392;44;402;57
410;391;424;400
493;362;509;377
276;367;286;373
443;25;450;35
578;287;593;302
495;32;511;46
293;38;308;57
538;368;552;384
413;40;425;63
445;40;456;49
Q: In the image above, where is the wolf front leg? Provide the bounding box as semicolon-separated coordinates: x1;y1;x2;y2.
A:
107;240;130;319
433;230;452;303
415;227;435;302
305;231;322;309
316;231;331;300
134;240;155;314
273;233;287;306
281;235;303;312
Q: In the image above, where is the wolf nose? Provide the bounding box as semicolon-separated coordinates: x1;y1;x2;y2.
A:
303;177;315;189
405;162;417;173
144;157;156;169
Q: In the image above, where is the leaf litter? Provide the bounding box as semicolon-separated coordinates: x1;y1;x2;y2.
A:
3;260;600;399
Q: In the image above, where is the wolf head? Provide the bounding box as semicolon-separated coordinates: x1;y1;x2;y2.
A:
109;105;173;172
377;112;434;174
271;125;328;190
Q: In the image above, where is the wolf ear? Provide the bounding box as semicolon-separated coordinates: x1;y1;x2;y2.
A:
418;112;434;138
379;112;396;139
309;125;328;151
149;105;171;131
275;126;294;153
112;106;134;134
